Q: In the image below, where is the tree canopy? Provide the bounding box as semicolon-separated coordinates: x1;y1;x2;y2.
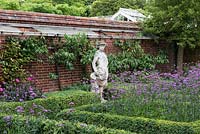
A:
143;0;200;72
90;0;147;16
0;0;147;17
143;0;200;48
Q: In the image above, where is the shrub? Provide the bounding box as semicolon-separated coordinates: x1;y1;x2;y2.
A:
0;114;132;134
108;40;169;73
63;83;91;92
0;90;100;118
57;110;198;134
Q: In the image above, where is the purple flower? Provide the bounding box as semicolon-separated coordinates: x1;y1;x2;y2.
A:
90;79;95;83
136;89;142;95
19;98;24;102
3;115;12;123
111;95;116;99
29;90;34;94
66;108;75;114
119;89;126;94
42;109;49;113
29;86;33;91
29;108;35;114
111;80;115;83
30;92;37;98
32;103;38;108
16;106;24;113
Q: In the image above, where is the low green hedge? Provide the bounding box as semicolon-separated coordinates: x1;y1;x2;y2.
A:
0;90;100;118
0;114;132;134
57;109;200;134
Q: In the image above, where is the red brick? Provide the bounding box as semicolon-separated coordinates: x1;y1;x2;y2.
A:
0;10;199;92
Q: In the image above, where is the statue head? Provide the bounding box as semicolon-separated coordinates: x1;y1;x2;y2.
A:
96;41;106;51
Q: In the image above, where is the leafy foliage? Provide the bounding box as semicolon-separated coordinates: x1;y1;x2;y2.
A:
0;114;131;134
0;90;100;118
0;0;149;17
90;0;147;16
0;39;26;82
0;36;48;82
143;0;200;48
49;33;96;70
108;40;168;73
55;4;86;16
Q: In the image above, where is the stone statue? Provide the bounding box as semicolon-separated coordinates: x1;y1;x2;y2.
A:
90;41;108;103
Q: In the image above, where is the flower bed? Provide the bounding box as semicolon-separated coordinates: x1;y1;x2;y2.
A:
99;63;200;122
75;93;200;122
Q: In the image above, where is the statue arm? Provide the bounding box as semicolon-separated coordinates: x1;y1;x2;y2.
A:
92;54;99;73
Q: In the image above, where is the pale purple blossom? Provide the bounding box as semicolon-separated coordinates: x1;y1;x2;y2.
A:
15;78;20;83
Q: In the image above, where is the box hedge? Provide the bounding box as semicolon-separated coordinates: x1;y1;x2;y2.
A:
0;114;132;134
57;109;200;134
0;90;100;118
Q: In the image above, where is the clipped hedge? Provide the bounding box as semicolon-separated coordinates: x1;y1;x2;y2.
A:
0;90;100;118
0;114;132;134
57;109;200;134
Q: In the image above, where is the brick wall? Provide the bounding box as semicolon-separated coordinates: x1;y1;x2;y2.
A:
141;40;176;72
0;34;88;92
24;61;84;92
1;35;173;92
0;10;199;92
184;46;200;64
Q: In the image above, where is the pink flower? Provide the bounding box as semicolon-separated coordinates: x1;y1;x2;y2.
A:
29;86;33;91
15;78;20;83
27;77;33;81
69;102;75;106
0;88;4;92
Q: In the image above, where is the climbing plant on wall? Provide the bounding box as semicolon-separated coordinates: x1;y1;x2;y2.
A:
108;40;169;73
0;36;48;82
0;33;95;83
49;33;96;70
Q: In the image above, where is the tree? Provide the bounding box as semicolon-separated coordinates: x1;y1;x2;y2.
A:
143;0;200;72
28;3;58;14
84;0;96;5
90;0;146;16
2;1;20;10
52;0;84;5
56;4;87;16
